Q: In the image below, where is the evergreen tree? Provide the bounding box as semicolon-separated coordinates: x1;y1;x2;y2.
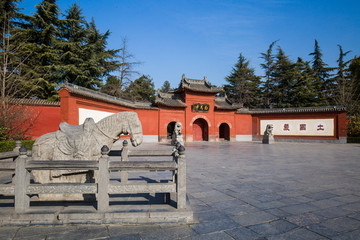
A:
20;0;62;100
224;53;261;108
349;56;360;98
160;80;171;92
348;56;360;116
58;4;120;90
260;40;277;107
292;58;316;107
101;75;122;97
82;18;119;88
271;47;296;107
123;75;155;102
58;2;87;86
331;45;352;107
309;39;333;105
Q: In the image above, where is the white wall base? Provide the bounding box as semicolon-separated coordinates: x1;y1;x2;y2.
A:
142;135;159;142
236;135;252;141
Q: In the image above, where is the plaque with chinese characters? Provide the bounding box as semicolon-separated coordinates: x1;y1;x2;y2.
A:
192;103;210;112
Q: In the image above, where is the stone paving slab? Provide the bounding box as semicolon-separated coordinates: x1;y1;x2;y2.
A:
0;141;360;239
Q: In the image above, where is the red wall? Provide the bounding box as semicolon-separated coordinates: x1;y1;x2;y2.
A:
24;105;61;139
13;87;347;143
184;91;217;141
235;113;253;135
158;107;186;142
214;111;236;141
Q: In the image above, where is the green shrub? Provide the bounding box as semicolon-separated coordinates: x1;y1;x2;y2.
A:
0;140;35;153
347;114;360;137
347;137;360;143
0;126;10;141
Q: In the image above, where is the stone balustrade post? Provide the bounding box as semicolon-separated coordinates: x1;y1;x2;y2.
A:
177;144;186;209
121;140;129;183
15;146;30;213
98;145;110;212
13;140;22;153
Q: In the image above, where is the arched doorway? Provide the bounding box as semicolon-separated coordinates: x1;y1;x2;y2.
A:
219;123;230;141
167;122;176;139
193;118;208;141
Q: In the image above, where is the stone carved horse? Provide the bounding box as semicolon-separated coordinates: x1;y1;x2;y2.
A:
31;111;143;200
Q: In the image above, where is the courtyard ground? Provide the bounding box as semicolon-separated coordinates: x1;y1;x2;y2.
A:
1;141;360;239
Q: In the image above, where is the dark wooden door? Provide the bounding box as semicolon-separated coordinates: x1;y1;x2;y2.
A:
219;123;230;141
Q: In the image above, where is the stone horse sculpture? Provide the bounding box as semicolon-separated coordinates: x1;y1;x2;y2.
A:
171;122;184;146
31;111;143;200
262;124;274;144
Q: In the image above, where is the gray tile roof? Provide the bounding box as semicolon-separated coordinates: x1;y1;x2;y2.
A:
61;83;156;109
215;96;243;110
237;106;346;114
7;98;60;106
178;75;223;93
155;90;187;107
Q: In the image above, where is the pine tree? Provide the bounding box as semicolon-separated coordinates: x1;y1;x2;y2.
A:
330;46;360;116
260;41;278;108
101;75;122;97
82;18;119;89
123;75;155;102
309;39;333;105
349;56;360;98
348;56;360;116
272;47;296;108
160;80;171;93
58;3;89;87
292;58;316;107
58;4;119;90
332;45;351;106
20;0;62;100
224;53;261;108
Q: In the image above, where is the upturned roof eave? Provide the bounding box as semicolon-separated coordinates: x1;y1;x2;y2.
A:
181;85;223;94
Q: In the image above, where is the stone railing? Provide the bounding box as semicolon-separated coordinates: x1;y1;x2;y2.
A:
0;141;28;162
0;141;187;214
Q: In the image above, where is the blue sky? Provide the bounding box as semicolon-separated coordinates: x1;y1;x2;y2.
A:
19;0;360;90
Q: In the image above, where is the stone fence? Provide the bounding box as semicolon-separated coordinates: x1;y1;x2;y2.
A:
0;141;191;224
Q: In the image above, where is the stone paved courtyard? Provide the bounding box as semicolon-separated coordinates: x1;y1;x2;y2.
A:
1;141;360;239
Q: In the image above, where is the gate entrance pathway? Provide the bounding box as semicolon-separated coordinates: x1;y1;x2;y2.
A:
1;142;360;239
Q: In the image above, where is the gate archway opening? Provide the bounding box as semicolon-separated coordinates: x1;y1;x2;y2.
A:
167;122;177;139
219;123;230;141
193;118;208;141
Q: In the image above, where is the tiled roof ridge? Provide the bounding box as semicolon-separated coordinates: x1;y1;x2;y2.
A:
157;89;182;99
214;96;243;109
61;83;156;109
7;98;60;106
155;89;187;107
179;74;223;93
237;106;346;114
